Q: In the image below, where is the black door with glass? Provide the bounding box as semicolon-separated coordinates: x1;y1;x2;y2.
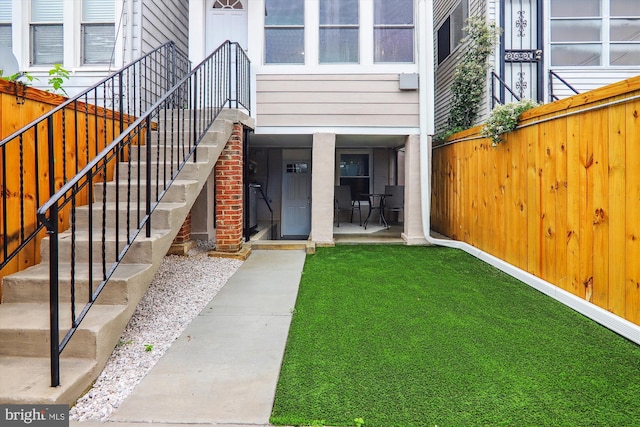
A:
500;0;544;103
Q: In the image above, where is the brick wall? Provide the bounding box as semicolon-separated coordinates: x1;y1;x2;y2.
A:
214;124;244;252
173;211;192;244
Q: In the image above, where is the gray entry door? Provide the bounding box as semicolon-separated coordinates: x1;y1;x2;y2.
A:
502;0;543;103
281;150;311;239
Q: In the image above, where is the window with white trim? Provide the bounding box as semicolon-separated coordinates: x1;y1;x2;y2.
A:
319;0;359;63
550;0;640;66
373;0;414;63
0;0;10;49
82;0;115;65
30;0;63;65
264;0;304;64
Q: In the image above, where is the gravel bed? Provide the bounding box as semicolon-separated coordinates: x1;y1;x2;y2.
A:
69;240;243;422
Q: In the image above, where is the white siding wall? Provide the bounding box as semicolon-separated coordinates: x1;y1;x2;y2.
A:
256;74;420;128
141;0;188;55
548;69;640;101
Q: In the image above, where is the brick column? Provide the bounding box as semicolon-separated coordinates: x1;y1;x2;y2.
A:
214;124;244;252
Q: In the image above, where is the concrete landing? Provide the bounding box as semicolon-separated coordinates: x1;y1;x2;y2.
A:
82;250;306;427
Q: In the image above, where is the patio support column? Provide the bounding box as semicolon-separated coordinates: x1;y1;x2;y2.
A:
402;134;429;245
310;133;336;246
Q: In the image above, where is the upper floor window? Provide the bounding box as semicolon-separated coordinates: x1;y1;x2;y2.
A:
30;0;63;65
550;0;640;66
320;0;359;63
0;0;10;50
265;0;304;64
437;0;468;64
373;0;414;63
82;0;115;65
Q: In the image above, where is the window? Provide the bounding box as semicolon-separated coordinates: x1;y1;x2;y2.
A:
437;0;468;64
265;0;304;64
31;0;63;65
550;0;640;66
374;0;414;62
82;0;115;65
339;153;370;201
213;0;243;8
319;0;359;63
0;0;10;49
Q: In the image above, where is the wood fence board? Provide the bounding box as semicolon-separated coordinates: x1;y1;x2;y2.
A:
541;120;558;284
625;100;640;324
504;140;518;267
578;112;595;303
608;104;626;316
591;108;609;309
566;112;582;297
554;118;568;291
494;142;507;260
527;125;542;277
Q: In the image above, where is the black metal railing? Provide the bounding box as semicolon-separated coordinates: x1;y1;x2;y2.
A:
491;71;522;108
549;70;580;101
36;41;250;386
0;42;190;274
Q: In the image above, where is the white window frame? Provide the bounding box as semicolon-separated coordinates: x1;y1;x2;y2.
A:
29;0;64;66
263;0;305;65
0;0;11;50
81;0;116;65
373;0;415;63
254;0;418;74
319;0;359;64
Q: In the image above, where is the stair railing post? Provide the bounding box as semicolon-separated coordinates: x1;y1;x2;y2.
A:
145;116;152;238
192;74;198;162
47;115;61;387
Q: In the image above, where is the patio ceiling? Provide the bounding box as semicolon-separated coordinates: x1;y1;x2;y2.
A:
249;133;407;149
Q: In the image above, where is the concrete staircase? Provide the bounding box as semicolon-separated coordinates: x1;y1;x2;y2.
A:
0;109;253;405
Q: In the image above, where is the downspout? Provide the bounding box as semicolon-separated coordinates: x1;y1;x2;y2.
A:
417;1;640;345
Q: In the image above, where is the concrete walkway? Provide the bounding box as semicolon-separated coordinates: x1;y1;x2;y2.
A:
71;249;307;427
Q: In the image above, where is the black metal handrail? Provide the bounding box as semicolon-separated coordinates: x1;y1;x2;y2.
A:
549;69;580;101
491;71;522;108
0;42;190;274
37;41;250;386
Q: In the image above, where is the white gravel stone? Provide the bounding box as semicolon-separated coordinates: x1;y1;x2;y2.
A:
69;240;243;422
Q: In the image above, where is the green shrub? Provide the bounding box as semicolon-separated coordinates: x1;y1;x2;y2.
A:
480;99;539;145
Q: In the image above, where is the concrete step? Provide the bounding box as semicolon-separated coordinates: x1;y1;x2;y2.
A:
2;262;154;305
250;240;315;253
128;142;214;163
93;179;200;204
0;356;97;405
74;201;187;230
116;158;212;182
0;302;128;358
40;227;173;266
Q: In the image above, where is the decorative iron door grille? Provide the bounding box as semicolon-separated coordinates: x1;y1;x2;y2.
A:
500;0;543;103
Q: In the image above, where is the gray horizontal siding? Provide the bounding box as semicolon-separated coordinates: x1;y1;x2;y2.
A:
256;74;420;128
141;0;188;54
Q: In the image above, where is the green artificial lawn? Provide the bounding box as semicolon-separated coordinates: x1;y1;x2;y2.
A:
270;245;640;427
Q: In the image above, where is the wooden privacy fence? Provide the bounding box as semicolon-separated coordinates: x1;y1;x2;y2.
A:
0;79;134;291
432;75;640;326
